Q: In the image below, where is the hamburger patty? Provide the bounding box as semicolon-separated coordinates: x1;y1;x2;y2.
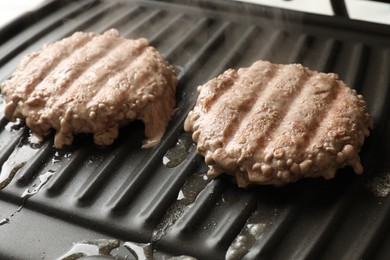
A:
184;60;373;186
1;29;177;148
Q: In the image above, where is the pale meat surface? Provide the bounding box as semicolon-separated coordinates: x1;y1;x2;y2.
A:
184;60;373;187
1;29;177;148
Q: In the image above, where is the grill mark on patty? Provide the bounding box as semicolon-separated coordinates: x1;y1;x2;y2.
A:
28;35;91;75
262;74;340;160
29;33;118;103
88;41;151;107
225;64;308;156
200;62;278;147
296;80;341;154
45;35;125;110
220;65;279;144
28;36;95;96
2;33;93;109
303;85;345;151
198;70;237;113
51;40;130;109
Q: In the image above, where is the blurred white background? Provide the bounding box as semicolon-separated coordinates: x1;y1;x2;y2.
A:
236;0;390;24
0;0;389;28
0;0;45;28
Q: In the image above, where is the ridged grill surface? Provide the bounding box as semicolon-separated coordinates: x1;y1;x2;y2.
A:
0;0;389;259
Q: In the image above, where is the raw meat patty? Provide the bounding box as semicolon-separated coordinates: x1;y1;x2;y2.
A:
1;29;177;148
184;60;373;187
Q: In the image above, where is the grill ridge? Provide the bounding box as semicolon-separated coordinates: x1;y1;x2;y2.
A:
0;130;26;167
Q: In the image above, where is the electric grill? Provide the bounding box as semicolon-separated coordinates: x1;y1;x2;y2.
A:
0;0;390;259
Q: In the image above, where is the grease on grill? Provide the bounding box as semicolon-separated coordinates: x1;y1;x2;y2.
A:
152;172;211;241
123;241;154;260
57;239;197;259
52;150;72;164
0;131;65;225
21;169;55;199
57;239;120;260
0;169;56;226
365;172;390;197
176;171;211;205
0;204;23;227
4;118;24;132
0;139;40;190
163;133;192;168
0;217;10;226
226;208;278;259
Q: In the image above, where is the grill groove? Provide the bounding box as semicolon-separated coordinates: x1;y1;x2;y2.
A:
172;179;225;234
315;39;341;72
344;43;369;90
90;6;143;33
45;148;89;195
243;204;301;259
75;140;133;204
288;34;314;63
176;21;232;80
122;9;164;38
210;25;258;78
137;150;198;225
